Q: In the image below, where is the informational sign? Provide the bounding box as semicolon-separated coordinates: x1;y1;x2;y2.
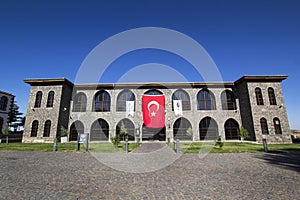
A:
79;133;88;143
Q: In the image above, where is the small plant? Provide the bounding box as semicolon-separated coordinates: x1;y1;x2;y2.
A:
186;127;193;138
238;126;249;142
112;135;120;147
60;126;68;137
215;136;224;148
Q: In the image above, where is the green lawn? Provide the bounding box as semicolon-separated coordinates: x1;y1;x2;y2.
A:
0;142;139;153
179;142;300;154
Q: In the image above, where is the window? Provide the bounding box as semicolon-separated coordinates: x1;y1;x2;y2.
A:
69;121;84;141
260;118;269;135
73;93;87;112
90;118;109;141
197;89;216;110
199;117;218;140
43;120;51;137
116;90;135;112
224;119;239;140
46;91;55;107
0;96;8;111
268;87;277;105
172;90;191;111
0;117;3;133
34;91;42;108
173;117;192;140
221;90;236;110
255;88;264;105
30;120;39;137
93;91;111;112
144;89;163;95
273;118;282;134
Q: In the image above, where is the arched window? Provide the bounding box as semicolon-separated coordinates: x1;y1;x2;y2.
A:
0;117;3;133
255;87;264;105
116;90;135;112
116;118;135;141
268;87;277;105
224;119;239;140
197;89;216;110
93;91;111;112
34;91;42;108
260;118;269;135
0;96;8;111
69;121;84;141
172;90;191;110
144;89;163;95
30;120;39;137
221;90;236;110
173;117;192;140
199;117;218;140
73;93;87;112
43;120;51;137
90;118;109;141
46;91;55;107
273;118;282;134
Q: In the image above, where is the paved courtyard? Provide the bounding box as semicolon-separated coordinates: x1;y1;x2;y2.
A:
0;150;299;199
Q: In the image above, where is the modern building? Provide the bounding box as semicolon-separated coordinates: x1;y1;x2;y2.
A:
0;90;14;132
22;75;292;143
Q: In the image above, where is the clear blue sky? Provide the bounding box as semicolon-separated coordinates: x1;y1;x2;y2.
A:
0;0;299;129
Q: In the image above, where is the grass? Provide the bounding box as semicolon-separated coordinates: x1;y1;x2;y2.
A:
0;142;299;154
179;142;300;154
0;142;139;153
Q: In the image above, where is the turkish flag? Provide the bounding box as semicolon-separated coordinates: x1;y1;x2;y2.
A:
142;95;165;128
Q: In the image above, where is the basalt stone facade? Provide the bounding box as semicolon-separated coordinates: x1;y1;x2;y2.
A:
22;76;292;144
0;90;14;132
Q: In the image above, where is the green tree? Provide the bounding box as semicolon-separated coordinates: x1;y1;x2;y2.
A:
2;124;10;144
60;126;68;137
8;102;24;132
186;127;193;139
238;126;249;142
119;121;127;141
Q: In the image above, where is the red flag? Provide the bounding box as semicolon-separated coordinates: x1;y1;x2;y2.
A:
142;95;165;128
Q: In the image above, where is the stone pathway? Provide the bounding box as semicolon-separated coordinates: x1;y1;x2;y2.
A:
131;142;168;153
0;151;299;199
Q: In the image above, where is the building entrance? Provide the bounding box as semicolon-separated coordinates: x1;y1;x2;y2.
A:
142;124;166;141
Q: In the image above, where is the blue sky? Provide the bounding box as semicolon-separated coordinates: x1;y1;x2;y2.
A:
0;0;299;129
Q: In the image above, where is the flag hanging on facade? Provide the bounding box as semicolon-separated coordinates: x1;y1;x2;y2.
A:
126;101;135;117
173;100;183;116
142;95;165;128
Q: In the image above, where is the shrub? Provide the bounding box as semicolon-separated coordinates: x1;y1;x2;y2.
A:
215;136;224;148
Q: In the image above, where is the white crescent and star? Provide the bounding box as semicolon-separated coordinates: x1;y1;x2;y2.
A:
147;101;159;117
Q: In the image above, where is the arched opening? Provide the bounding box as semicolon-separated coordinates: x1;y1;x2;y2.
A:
268;87;277;105
172;90;191;111
221;90;236;110
90;118;109;141
93;90;111;112
116;90;135;112
43;120;51;137
199;117;219;140
224;119;239;140
255;87;264;105
273;117;282;134
173;117;192;140
197;89;216;110
46;91;55;107
0;96;8;111
69;121;84;141
116;118;135;141
30;120;39;137
260;118;269;135
73;92;87;112
34;91;42;108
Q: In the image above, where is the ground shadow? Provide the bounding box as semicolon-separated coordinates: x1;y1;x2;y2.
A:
254;152;300;173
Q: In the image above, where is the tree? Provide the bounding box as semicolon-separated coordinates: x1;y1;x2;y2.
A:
186;127;193;139
2;124;10;144
8;102;24;132
60;126;68;137
238;126;249;142
119;121;127;141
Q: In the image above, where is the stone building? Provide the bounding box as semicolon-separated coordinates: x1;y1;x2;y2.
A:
0;90;14;132
22;75;291;143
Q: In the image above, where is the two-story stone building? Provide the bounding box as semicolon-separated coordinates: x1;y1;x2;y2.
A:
22;75;292;143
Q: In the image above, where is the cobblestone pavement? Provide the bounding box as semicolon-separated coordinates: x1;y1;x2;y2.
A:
0;151;299;200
